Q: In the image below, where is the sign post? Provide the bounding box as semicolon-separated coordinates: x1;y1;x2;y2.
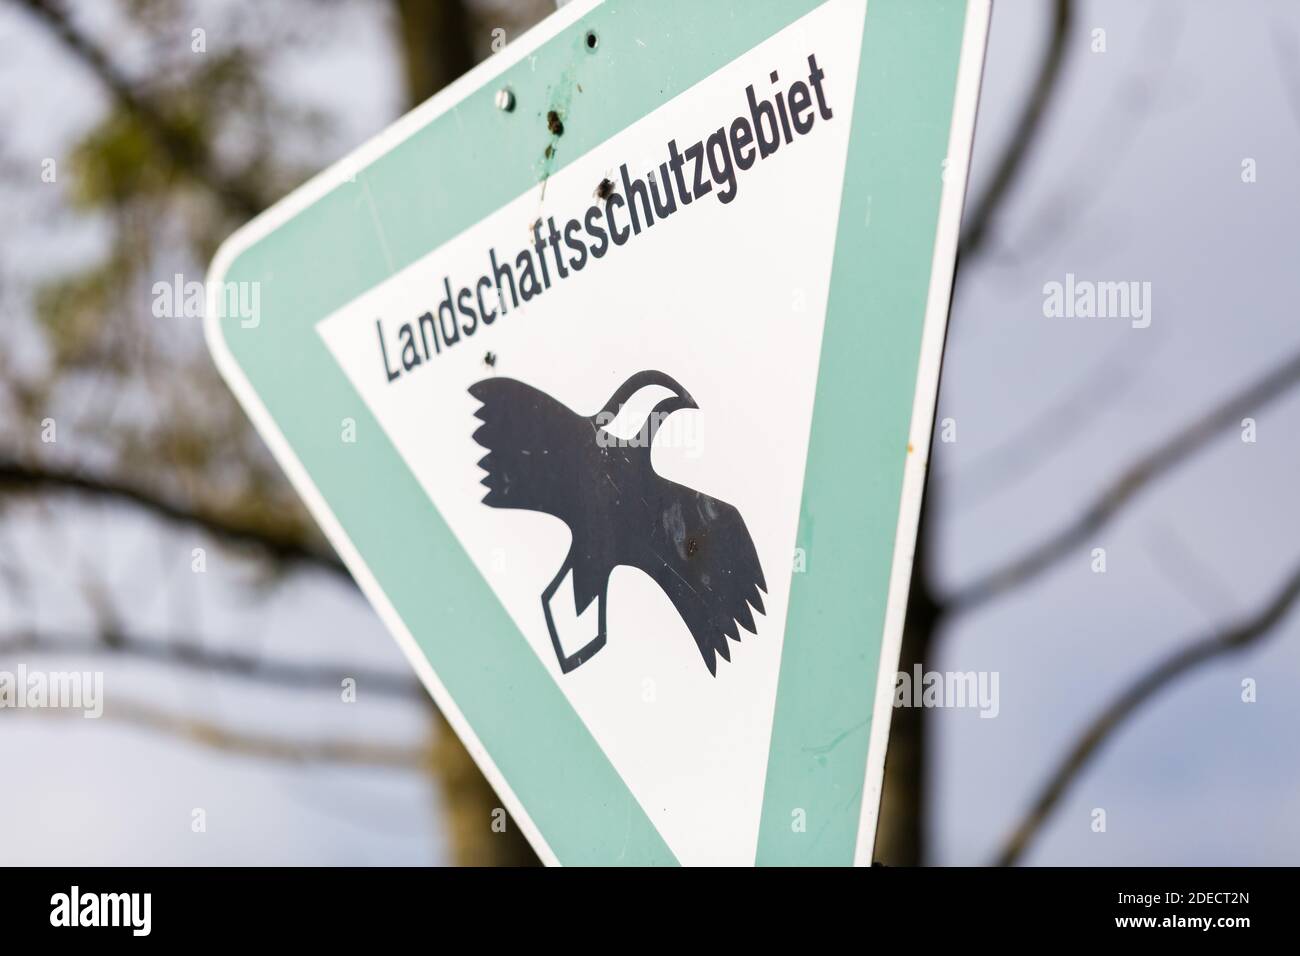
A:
207;0;990;865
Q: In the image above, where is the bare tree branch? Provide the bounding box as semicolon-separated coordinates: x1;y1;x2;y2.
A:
995;558;1300;866
0;1;345;580
11;0;266;218
880;0;1077;865
945;346;1300;614
0;629;420;700
4;694;429;769
959;0;1075;258
943;339;1150;509
0;458;348;580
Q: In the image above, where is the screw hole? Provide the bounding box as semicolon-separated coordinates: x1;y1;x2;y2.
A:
585;30;599;51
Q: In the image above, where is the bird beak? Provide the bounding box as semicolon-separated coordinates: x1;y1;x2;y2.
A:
679;388;699;410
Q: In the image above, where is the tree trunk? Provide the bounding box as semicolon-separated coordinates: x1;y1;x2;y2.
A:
873;516;940;865
395;0;477;105
395;0;539;866
429;708;541;865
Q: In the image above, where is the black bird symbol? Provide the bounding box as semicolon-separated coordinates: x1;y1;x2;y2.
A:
468;370;767;676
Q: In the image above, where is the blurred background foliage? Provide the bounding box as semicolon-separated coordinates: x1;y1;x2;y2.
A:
5;0;557;867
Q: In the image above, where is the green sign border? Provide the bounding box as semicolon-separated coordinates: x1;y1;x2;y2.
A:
207;0;977;865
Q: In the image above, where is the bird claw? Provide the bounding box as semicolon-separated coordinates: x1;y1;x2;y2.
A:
556;632;607;674
541;566;608;674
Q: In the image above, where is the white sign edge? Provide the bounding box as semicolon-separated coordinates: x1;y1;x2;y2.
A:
851;0;992;866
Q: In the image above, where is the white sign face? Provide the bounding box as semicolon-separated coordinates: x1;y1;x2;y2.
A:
318;0;864;864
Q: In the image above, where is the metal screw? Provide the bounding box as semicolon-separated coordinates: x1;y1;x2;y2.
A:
495;87;515;112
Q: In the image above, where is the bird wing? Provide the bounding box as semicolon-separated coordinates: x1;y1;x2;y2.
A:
468;377;591;520
640;485;768;676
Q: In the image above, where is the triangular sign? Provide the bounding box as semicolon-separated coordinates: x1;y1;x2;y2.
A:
207;0;989;865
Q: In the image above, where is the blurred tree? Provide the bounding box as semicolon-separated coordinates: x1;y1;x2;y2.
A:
2;0;553;867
